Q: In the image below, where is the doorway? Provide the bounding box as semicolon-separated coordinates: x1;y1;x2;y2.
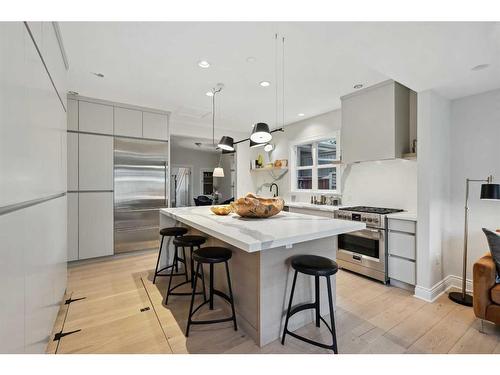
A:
170;166;192;207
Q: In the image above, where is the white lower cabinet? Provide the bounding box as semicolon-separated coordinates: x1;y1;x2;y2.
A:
78;192;114;260
67;192;79;261
388;218;417;286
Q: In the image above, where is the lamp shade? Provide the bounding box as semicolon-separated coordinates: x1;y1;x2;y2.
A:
250;139;265;148
213;167;224;178
480;183;500;200
250;122;272;143
217;136;234;151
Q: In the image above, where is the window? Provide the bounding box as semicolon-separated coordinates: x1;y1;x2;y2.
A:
291;136;341;193
201;170;214;195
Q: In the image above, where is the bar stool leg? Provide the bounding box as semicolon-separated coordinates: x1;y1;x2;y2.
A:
186;262;201;337
190;245;196;288
153;235;165;284
315;275;320;327
200;264;207;302
225;261;238;331
281;269;298;345
182;247;188;283
165;245;179;305
209;263;214;310
326;276;338;354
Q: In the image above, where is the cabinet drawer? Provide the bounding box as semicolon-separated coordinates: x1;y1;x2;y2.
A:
114;107;142;137
389;256;415;285
388;231;415;260
388;219;416;234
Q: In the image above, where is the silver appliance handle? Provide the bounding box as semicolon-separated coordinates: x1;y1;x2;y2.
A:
347;228;382;240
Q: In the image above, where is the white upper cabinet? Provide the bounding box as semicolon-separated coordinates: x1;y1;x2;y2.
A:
79;101;113;134
114;107;142;138
143;112;168;140
78;133;113;190
341;80;410;164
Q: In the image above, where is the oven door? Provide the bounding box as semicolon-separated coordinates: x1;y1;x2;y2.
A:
337;228;386;275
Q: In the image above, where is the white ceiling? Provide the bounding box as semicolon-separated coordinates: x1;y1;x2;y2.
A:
61;22;500;134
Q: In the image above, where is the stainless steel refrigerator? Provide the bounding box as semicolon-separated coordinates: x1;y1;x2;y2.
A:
113;138;168;254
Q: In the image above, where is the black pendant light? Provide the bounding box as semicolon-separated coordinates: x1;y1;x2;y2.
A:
250;122;272;143
218;136;234;151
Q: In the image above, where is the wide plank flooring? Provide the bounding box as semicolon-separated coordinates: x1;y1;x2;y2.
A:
49;251;500;354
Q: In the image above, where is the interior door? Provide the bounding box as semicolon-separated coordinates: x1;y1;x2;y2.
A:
170;167;191;207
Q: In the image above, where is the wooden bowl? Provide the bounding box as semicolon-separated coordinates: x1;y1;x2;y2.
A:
210;205;232;216
231;193;284;218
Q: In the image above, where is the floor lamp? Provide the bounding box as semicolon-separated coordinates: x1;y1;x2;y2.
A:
449;175;500;306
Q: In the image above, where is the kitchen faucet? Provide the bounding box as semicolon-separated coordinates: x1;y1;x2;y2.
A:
270;183;279;197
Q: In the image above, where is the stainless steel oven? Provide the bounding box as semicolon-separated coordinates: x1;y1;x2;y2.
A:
334;206;403;283
337;227;386;283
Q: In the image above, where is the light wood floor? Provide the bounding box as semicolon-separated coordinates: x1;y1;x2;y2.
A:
48;251;500;354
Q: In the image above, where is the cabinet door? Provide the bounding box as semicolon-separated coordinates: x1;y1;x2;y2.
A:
143;112;168;140
78;192;113;259
67;132;78;190
79;101;113;134
67;99;78;131
114;107;142;137
67;192;78;261
78;133;113;190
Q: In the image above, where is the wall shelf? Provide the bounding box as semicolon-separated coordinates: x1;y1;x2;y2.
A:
250;167;288;172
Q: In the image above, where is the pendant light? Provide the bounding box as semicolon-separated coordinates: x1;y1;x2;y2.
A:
250;122;272;143
210;83;227;177
250;139;266;148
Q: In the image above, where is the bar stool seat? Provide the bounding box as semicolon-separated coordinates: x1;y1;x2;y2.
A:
291;255;338;276
160;227;188;237
186;246;237;337
165;235;207;305
173;235;207;247
282;254;338;353
153;227;188;284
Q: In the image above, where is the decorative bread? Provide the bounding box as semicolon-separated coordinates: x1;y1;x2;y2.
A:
210;205;233;216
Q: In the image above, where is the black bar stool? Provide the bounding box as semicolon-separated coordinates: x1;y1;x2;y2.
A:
153;227;188;284
165;235;207;305
186;246;237;337
281;254;339;353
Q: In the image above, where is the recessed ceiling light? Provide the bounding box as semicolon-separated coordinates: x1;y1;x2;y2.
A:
91;72;104;78
353;84;363;89
471;64;489;71
198;60;210;68
246;57;256;63
298;113;305;117
206;91;214;97
260;81;271;87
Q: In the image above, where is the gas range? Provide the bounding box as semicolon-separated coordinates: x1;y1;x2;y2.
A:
334;206;404;229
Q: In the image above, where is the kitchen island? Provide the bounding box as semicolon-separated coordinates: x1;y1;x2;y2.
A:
159;206;365;346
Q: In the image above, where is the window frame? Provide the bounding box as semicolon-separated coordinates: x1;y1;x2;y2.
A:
290;133;342;194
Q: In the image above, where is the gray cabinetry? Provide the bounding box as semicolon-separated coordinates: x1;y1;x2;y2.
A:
67;192;79;261
78;192;114;260
78;133;113;191
388;218;417;285
143;111;168;140
114;107;142;137
79;101;113;134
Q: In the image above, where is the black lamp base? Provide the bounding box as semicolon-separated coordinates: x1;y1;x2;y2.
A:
448;291;473;307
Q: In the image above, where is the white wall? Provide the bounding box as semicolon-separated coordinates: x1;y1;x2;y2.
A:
415;90;451;297
445;89;500;281
170;145;233;202
236;109;418;212
0;22;67;353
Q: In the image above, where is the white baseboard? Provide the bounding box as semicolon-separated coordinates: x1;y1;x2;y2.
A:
414;275;473;302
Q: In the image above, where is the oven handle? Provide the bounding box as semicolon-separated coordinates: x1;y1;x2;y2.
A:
345;228;383;240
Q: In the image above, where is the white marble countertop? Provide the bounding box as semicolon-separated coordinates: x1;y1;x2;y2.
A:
285;202;339;212
160;206;365;252
386;211;417;221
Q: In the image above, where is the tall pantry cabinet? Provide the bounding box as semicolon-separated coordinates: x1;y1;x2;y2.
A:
67;95;169;261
